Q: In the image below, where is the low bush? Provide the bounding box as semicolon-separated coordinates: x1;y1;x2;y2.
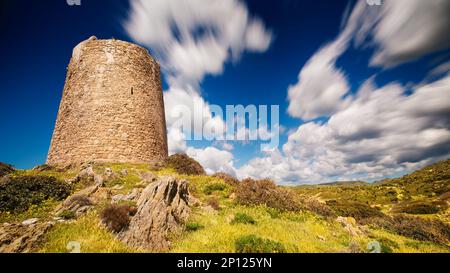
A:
164;154;205;175
303;199;336;218
185;222;204;232
58;210;76;220
0;162;14;177
206;197;220;210
203;182;228;195
235;235;285;253
231;213;257;225
393;201;446;215
66;194;93;207
101;204;137;233
361;215;450;245
213;172;239;187
325;200;385;221
0;175;72;213
235;178;302;211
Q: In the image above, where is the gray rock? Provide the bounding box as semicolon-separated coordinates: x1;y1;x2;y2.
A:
0;222;54;253
21;218;39;226
112;188;142;204
119;176;191;251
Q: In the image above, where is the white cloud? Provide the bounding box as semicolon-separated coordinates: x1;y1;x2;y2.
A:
286;42;351;119
286;1;370;120
187;146;236;175
240;74;450;183
271;0;450;184
125;0;272;86
167;127;187;155
287;0;450;120
368;0;450;67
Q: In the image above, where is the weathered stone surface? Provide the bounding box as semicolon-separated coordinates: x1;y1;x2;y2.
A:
0;222;54;253
112;188;141;204
54;185;111;216
119;176;191;251
21;218;39;226
47;37;168;166
336;216;363;237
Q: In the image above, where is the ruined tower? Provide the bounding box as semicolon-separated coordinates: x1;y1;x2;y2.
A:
47;37;168;165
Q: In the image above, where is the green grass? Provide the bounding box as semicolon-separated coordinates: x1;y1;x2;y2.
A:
39;211;135;253
171;205;352;253
2;160;448;253
0;199;60;224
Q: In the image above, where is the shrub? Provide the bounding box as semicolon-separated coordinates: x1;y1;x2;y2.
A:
185;222;204;232
303;199;336;218
390;215;450;245
393;201;445;215
235;235;285;253
0;162;14;177
235;178;302;211
362;215;450;245
0;175;72;213
206;197;220;210
66;194;93;207
325;200;385;221
213;172;239;187
58;210;76;220
164;154;205;175
203;182;228;195
101;204;137;233
231;213;257;225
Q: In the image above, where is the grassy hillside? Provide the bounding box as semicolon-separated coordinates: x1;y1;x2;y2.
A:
0;158;449;253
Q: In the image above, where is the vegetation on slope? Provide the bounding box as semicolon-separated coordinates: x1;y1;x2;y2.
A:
0;158;449;253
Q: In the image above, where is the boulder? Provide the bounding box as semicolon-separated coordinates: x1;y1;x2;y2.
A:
54;185;111;216
68;164;104;186
112;188;142;204
336;216;363;237
0;222;54;253
119;176;191;251
21;218;39;226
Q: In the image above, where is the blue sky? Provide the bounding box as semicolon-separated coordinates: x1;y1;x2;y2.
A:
1;0;449;184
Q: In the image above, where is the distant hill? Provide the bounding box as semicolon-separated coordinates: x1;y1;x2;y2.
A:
319;181;368;187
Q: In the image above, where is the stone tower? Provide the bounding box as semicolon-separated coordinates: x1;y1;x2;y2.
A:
47;37;168;165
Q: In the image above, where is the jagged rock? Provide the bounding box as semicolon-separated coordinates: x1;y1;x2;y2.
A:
138;172;158;187
112;188;141;204
0;222;54;253
119;176;191;251
54;185;111;216
21;218;39;226
68;164;104;186
336;216;363;237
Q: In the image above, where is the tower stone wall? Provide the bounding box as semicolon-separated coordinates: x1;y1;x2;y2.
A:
47;37;168;165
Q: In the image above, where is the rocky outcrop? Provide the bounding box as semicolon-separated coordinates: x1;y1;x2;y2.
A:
336;216;363;237
0;221;54;253
67;164;104;186
119;176;191;252
54;184;111;216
